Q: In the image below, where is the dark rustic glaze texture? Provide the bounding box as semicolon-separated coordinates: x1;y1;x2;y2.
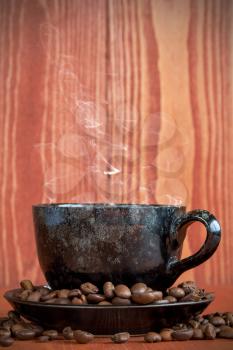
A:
33;204;221;290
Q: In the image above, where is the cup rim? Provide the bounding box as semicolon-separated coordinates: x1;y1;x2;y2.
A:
32;203;186;209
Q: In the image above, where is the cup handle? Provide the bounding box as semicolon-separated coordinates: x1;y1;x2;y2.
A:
167;210;221;276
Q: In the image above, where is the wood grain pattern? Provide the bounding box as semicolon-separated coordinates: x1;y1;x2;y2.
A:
0;0;232;288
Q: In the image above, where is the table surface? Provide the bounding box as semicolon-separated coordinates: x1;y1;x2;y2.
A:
0;286;233;349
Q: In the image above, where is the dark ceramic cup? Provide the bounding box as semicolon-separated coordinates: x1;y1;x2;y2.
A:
33;204;221;290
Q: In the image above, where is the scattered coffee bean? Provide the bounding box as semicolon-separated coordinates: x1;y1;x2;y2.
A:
7;311;21;323
62;326;74;340
131;283;147;294
144;332;161;342
160;328;173;341
80;282;98;295
172;328;193;340
189;320;200;329
218;326;233;339
210;316;225;326
37;335;50;342
192;328;204;340
42;330;58;340
20;280;34;291
168;287;185;299
111;332;130;343
11;323;26;336
0;337;14;347
15;328;36;340
74;330;94;344
204;323;216;339
29;325;44;336
131;292;155;305
0;328;11;338
224;312;233;326
87;294;106;303
112;297;131;305
103;282;115;299
114;285;131;299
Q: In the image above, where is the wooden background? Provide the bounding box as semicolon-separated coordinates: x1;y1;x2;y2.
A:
0;0;232;289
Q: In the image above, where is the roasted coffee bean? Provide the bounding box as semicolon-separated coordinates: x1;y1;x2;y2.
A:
204;292;215;300
1;320;14;331
103;282;115;299
224;312;233;326
154;299;170;305
15;328;36;340
74;330;94;344
172;328;193;340
29;325;44;336
0;328;11;338
179;292;201;302
42;330;58;340
131;283;147;294
131;292;155;305
168;287;185;299
37;335;50;342
204;323;216;339
0;336;14;347
11;323;26;336
72;297;84;305
87;294;106;303
189;320;200;329
146;287;153;292
192;328;204;340
151;291;163;301
7;311;21;323
57;289;70;299
18;290;31;301
112;297;131;305
164;295;177;303
111;332;130;343
68;289;81;298
41;291;57;301
20;280;34;291
172;323;187;330
218;326;233;339
114;285;131;299
53;298;70;305
36;287;50;296
44;298;57;304
63;326;74;340
178;281;197;294
160;328;173;341
144;332;161;342
27;291;41;302
210;316;225;326
80;282;98;295
98;301;112;305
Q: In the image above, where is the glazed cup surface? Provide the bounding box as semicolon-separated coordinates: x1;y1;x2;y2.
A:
33;203;221;290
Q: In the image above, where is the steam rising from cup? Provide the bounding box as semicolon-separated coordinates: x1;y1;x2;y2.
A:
36;23;189;205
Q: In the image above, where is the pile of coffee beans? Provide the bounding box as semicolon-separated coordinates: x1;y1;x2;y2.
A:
0;310;232;347
15;279;214;306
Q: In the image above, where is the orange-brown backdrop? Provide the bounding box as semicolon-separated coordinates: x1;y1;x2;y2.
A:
0;0;232;289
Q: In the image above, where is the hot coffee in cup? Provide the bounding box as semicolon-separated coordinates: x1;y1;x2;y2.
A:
33;204;221;290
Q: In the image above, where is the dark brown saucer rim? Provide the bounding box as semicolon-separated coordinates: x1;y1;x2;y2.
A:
4;288;212;310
